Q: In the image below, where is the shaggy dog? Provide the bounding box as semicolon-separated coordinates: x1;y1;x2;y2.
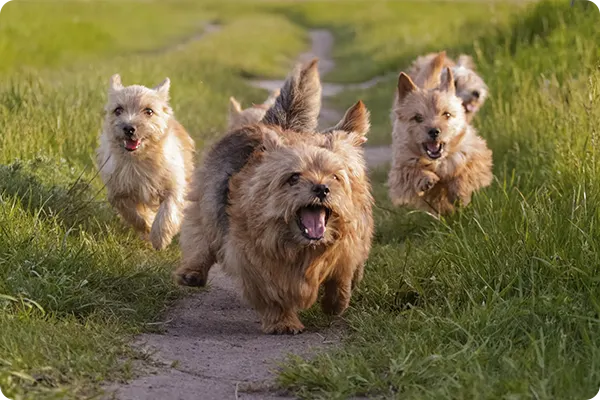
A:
228;89;280;130
408;51;488;122
176;60;373;334
97;75;194;250
388;53;493;215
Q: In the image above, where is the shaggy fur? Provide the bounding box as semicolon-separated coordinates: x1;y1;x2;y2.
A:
228;89;280;130
388;53;493;215
408;51;488;122
176;60;373;334
97;74;195;250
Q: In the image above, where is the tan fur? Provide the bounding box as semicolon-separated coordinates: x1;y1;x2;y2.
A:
97;74;195;250
227;89;280;130
407;51;488;122
388;65;493;215
176;61;373;334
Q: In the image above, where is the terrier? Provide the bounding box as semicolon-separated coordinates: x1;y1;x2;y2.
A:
389;52;493;215
408;51;488;122
97;75;195;249
228;89;280;130
176;60;374;334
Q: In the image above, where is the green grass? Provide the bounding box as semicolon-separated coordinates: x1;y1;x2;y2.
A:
279;1;600;399
1;0;599;399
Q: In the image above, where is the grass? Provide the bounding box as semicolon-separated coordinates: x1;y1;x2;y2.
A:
0;0;599;399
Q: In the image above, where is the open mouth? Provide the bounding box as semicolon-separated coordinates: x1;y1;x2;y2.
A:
423;142;444;160
296;205;331;241
463;103;477;114
123;139;141;152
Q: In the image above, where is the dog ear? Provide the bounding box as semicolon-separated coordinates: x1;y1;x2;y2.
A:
154;78;171;100
397;72;417;102
109;74;123;92
261;129;283;152
323;100;370;142
419;51;446;89
261;59;322;132
229;97;242;116
440;67;456;95
457;54;476;70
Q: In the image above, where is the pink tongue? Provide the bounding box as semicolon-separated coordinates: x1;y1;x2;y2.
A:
300;208;326;239
426;142;441;153
466;103;476;112
124;139;140;150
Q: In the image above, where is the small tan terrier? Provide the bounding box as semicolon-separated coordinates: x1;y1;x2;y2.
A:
408;52;488;122
97;74;195;250
388;52;493;215
176;60;374;334
228;89;280;130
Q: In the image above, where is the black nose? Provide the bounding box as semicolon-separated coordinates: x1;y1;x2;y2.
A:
472;90;480;99
428;128;441;139
312;184;330;201
123;125;136;136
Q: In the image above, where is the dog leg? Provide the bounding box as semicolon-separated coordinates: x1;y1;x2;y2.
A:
388;165;439;204
175;209;216;287
150;192;183;250
111;196;153;235
260;306;305;335
321;273;352;316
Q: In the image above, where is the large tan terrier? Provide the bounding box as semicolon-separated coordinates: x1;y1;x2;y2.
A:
97;75;195;250
228;89;280;130
408;52;488;122
389;52;493;215
177;60;374;334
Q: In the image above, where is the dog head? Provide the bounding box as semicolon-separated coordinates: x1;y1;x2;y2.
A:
249;101;370;247
394;67;467;161
446;55;488;119
103;74;173;153
228;89;280;130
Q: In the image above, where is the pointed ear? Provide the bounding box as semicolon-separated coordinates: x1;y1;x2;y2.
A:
264;88;280;108
323;100;370;140
109;74;123;92
262;59;321;132
457;54;475;70
397;72;417;103
440;67;455;95
154;77;170;100
419;51;446;89
229;97;242;116
262;129;283;152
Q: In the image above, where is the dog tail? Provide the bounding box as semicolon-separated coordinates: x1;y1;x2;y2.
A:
261;59;321;132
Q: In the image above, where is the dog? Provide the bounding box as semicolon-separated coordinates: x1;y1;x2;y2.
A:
408;52;488;122
97;74;195;250
228;89;280;130
176;60;374;334
388;52;493;215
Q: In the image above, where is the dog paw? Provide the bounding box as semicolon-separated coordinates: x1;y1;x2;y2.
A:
150;229;170;251
263;317;305;335
174;269;207;287
416;172;439;196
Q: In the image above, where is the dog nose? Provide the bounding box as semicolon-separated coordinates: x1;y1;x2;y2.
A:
428;128;441;139
472;90;480;99
312;184;330;201
123;125;136;136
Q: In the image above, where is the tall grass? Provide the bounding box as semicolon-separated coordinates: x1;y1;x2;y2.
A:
280;2;600;399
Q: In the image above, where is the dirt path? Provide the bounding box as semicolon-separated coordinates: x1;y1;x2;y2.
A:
107;28;390;400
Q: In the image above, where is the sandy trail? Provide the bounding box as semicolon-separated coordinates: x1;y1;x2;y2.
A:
108;28;390;400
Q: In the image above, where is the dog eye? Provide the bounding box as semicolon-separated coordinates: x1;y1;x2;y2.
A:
114;106;123;116
442;112;452;119
412;114;424;123
454;80;459;88
287;173;300;186
144;108;154;117
332;174;339;181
